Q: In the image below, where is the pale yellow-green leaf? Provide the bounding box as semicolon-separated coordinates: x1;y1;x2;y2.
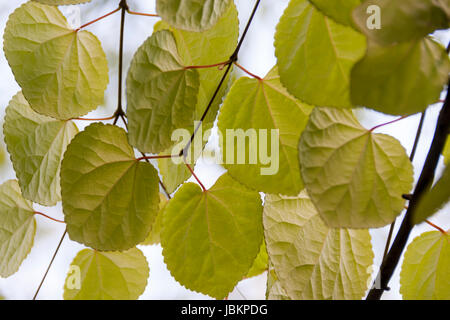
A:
3;1;109;120
275;0;366;108
351;38;450;115
266;268;290;300
246;241;268;279
298;107;413;228
353;0;449;46
141;193;168;246
413;166;450;224
32;0;92;5
0;180;36;278
443;137;450;165
161;173;263;299
61;123;160;251
64;248;149;300
126;30;200;154
264;192;374;300
156;0;231;32
400;231;450;300
218;67;312;196
4;92;78;206
309;0;362;26
156;5;239;191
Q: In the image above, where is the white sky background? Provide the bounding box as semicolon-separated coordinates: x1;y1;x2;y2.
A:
0;0;449;300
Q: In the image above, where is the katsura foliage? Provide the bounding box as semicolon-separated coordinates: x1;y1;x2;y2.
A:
0;0;449;301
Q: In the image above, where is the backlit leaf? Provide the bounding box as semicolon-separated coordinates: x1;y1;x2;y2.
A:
0;180;36;278
156;5;239;191
246;241;268;279
351;38;450;115
353;0;449;46
309;0;362;26
61;123;160;251
32;0;92;5
275;0;366;108
141;193;168;246
413;166;450;224
263;192;374;300
4;92;78;206
156;0;231;32
400;231;450;300
266;268;290;300
126;30;200;154
298;107;413;228
443;137;450;165
64;248;149;300
218;67;312;196
3;1;109;120
161;173;263;299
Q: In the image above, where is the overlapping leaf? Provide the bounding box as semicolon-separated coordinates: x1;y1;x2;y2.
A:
218;67;312;196
275;0;366;108
4;92;78;206
263;192;374;300
413;166;450;224
161;173;263;299
443;137;450;165
3;1;108;120
400;231;450;300
61;123;160;251
309;0;362;26
155;5;239;191
299;107;413;228
353;0;449;46
126;30;200;154
32;0;92;5
351;38;450;115
141;193;168;246
246;241;268;279
156;0;231;32
64;248;149;300
0;180;36;278
266;268;290;300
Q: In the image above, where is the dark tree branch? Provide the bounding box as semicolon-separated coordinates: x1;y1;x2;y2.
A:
367;84;450;300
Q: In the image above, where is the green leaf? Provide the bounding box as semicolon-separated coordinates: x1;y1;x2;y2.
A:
64;248;149;300
141;193;168;246
400;231;450;300
218;67;312;196
353;0;449;46
161;173;263;299
299;107;413;228
32;0;92;5
309;0;362;26
266;268;290;300
413;166;450;224
156;0;231;32
275;0;366;108
61;123;160;251
3;1;109;120
263;191;374;300
126;30;200;154
443;137;450;165
155;5;239;191
0;180;36;278
4;92;78;206
246;241;268;279
351;38;450;115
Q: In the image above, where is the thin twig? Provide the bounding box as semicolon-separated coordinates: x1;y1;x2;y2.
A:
34;211;65;224
185;163;206;192
369;115;410;132
114;0;128;124
75;7;120;31
425;220;447;235
234;62;262;80
184;60;230;70
33;229;67;300
127;9;158;17
73;115;116;121
136;154;179;161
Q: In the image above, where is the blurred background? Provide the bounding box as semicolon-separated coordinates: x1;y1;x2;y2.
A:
0;0;448;300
